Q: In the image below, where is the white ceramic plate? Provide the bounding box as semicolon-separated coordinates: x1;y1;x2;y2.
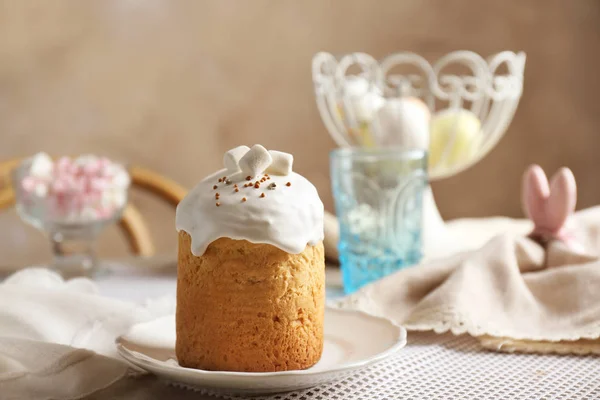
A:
116;307;407;395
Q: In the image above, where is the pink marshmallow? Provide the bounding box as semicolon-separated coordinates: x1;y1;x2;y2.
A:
22;153;129;223
51;178;70;194
97;158;111;173
71;177;86;193
21;176;37;192
83;160;102;175
91;178;110;191
55;157;72;173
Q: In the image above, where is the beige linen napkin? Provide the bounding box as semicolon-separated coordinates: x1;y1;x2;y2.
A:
336;207;600;355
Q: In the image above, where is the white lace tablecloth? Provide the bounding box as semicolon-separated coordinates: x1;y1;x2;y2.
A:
91;331;600;400
81;265;600;400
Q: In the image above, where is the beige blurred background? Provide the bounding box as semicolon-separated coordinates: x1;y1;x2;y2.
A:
1;0;599;266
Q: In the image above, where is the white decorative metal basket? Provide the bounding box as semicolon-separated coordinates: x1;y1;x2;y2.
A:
312;51;526;251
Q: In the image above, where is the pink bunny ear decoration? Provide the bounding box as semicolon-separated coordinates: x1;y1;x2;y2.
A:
522;164;581;250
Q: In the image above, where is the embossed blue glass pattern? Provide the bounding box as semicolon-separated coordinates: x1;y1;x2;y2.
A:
331;148;427;294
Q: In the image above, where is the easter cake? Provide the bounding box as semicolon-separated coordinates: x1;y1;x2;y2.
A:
175;145;325;372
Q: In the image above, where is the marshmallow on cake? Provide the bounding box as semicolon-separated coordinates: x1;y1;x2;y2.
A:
175;145;325;372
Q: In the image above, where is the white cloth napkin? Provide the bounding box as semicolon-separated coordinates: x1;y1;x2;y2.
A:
0;268;174;400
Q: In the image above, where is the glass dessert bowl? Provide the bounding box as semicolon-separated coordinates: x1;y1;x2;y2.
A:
312;50;525;261
12;153;130;278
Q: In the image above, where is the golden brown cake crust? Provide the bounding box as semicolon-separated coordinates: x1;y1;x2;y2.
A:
176;231;325;372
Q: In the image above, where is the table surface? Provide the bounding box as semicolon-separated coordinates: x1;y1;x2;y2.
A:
90;331;600;400
83;259;600;400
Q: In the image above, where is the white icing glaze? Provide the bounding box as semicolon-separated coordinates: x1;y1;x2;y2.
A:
176;146;324;256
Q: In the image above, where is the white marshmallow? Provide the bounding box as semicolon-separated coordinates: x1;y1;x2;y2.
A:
29;152;54;180
33;182;48;197
100;192;113;209
80;208;99;222
102;190;127;209
223;145;250;172
266;150;293;176
238;144;272;177
112;170;131;188
112;191;127;208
